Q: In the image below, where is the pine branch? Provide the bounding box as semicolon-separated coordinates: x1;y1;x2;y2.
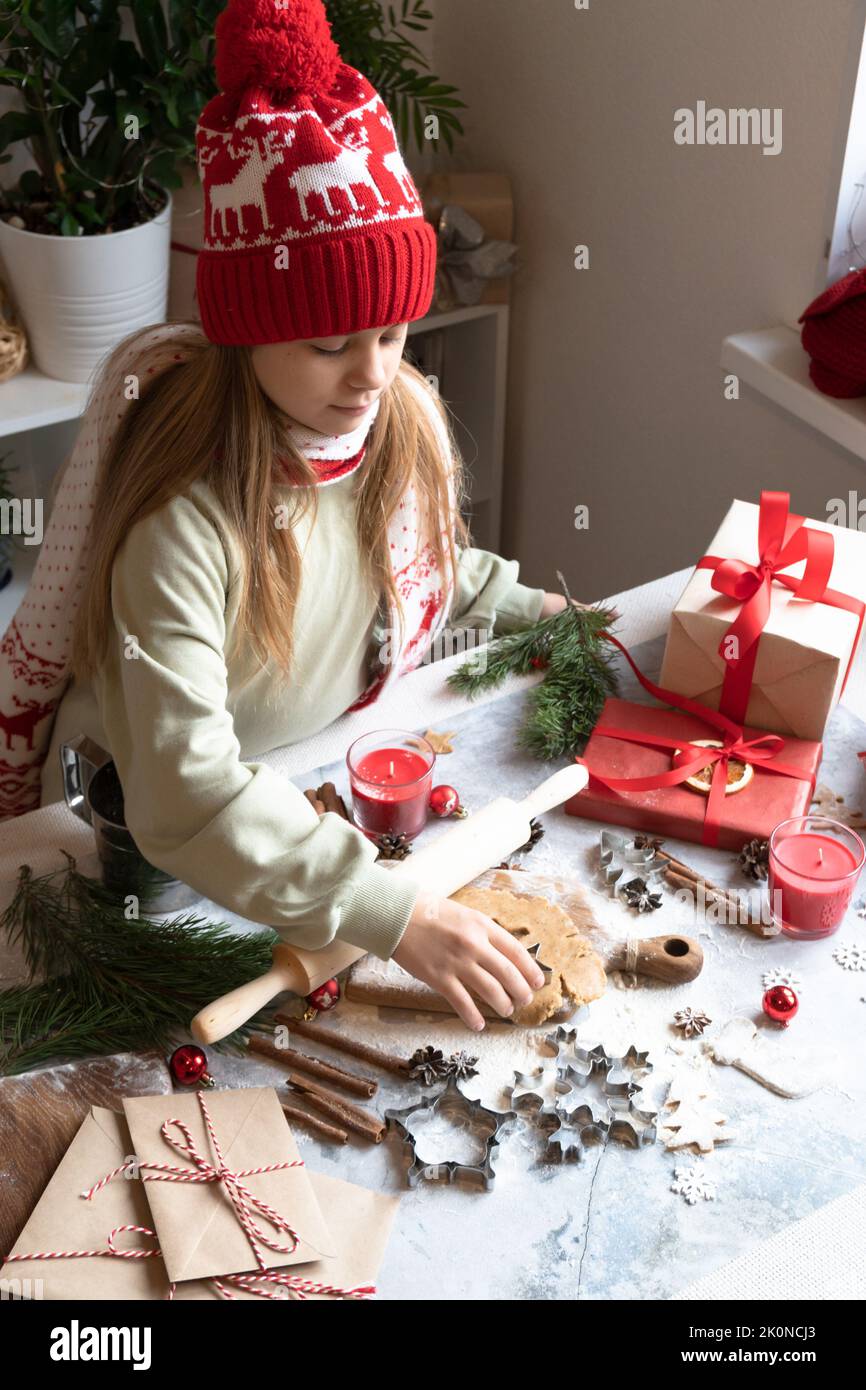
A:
447;571;621;759
0;854;282;1074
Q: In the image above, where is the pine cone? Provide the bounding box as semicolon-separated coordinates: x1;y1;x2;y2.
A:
738;837;769;881
374;832;412;860
622;876;663;912
408;1045;448;1086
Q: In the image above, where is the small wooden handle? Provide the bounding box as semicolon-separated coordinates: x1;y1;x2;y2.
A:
191;948;297;1044
605;934;703;984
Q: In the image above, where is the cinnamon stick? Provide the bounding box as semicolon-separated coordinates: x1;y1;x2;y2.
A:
248;1033;377;1097
286;1072;386;1143
656;848;736;904
318;782;351;821
304;789;326;815
664;868;772;938
281;1103;349;1145
273;1014;412;1078
663;865;743;913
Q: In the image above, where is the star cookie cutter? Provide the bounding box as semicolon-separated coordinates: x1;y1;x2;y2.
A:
521;1027;658;1162
384;1077;518;1191
598;829;668;898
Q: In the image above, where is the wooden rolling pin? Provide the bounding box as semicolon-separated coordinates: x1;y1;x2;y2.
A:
191;762;589;1044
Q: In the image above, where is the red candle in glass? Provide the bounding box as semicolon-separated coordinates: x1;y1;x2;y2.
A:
347;730;435;840
768;815;865;940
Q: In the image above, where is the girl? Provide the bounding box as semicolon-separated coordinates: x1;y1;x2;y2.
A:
4;0;571;1031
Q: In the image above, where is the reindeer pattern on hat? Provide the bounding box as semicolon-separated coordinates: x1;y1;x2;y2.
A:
197;76;424;252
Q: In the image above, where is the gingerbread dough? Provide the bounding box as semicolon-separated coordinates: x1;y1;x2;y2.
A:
449;885;607;1025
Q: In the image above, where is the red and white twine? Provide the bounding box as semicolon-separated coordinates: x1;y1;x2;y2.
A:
4;1092;375;1301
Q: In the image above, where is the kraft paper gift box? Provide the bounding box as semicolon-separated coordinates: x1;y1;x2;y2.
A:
563;696;822;851
0;1102;400;1300
658;495;866;742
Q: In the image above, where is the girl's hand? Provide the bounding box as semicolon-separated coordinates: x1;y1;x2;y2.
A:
391;890;547;1031
539;592;569;618
539;593;620;621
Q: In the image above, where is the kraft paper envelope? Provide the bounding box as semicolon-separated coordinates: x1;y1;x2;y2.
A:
121;1087;334;1283
659;498;866;741
1;1106;400;1300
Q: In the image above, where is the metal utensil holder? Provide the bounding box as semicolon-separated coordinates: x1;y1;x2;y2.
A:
60;734;201;913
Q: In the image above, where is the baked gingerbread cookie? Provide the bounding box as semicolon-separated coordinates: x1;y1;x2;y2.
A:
449;885;607;1026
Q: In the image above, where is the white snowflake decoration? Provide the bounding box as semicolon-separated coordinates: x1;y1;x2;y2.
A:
761;967;803;992
832;941;866;972
671;1163;717;1205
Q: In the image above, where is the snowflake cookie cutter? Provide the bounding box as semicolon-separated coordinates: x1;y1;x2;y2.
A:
509;1027;658;1163
384;1077;517;1191
555;1046;658;1158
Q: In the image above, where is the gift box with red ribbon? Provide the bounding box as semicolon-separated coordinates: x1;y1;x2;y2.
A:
658;490;866;742
565;634;822;851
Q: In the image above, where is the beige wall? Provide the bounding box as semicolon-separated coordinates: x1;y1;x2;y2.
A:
429;0;866;600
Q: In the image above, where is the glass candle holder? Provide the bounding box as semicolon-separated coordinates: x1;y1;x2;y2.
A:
767;815;865;940
347;729;435;842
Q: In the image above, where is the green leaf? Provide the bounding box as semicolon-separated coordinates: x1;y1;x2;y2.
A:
59;209;83;236
0;109;42;155
131;0;169;72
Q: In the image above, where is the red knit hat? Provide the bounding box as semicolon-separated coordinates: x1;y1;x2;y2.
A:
799;268;866;398
194;0;437;345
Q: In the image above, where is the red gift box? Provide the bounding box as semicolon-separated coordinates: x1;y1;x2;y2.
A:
565;696;821;850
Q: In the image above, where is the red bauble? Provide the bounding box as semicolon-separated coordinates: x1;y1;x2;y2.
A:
762;985;799;1027
169;1044;214;1087
530;656;547;670
429;784;461;817
306;978;340;1013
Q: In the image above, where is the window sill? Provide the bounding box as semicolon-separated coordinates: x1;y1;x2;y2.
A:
721;324;866;461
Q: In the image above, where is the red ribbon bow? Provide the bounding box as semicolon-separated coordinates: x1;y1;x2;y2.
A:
575;633;816;847
694;489;863;723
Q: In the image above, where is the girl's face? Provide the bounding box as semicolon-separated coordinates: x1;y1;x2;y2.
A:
251;322;410;435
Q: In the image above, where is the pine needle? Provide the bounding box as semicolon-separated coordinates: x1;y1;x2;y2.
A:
0;853;283;1075
448;570;620;759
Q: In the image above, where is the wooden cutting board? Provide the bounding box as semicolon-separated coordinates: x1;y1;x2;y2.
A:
0;1051;171;1257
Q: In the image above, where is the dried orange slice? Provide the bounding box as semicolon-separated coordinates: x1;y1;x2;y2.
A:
672;738;754;796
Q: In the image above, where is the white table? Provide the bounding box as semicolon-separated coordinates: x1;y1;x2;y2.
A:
3;567;866;1300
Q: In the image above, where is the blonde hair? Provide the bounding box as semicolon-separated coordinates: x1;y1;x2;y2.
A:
66;321;472;685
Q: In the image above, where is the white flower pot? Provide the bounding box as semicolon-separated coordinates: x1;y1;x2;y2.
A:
0;190;172;385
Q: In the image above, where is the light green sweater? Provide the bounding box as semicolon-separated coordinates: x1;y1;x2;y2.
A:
40;469;545;959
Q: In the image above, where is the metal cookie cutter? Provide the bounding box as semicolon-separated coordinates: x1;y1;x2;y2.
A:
598;829;667;899
384;1077;517;1191
512;1027;658;1163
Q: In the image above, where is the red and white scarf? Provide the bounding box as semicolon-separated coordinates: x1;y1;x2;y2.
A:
0;324;456;822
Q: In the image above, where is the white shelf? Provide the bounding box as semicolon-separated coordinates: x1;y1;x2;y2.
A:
0;365;90;439
0;304;499;440
721;324;866;461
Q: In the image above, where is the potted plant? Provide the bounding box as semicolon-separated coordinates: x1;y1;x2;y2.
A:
0;1;464;383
